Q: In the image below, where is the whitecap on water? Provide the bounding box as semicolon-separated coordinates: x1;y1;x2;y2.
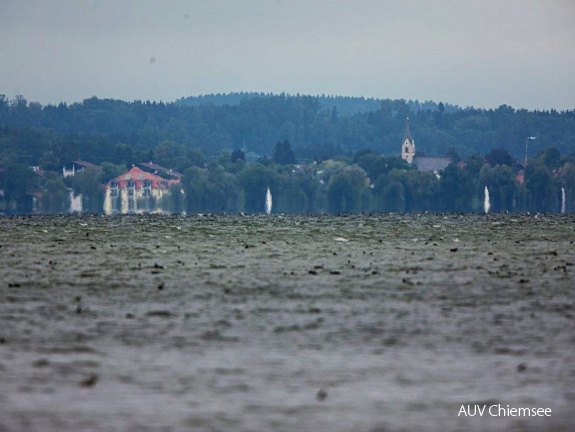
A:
333;237;349;242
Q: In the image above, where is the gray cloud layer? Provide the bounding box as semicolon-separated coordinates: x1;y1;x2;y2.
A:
1;0;574;109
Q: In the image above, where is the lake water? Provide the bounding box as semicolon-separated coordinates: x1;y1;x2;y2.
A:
0;214;574;431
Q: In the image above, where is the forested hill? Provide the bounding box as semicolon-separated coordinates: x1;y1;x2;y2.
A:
1;93;574;168
175;92;462;116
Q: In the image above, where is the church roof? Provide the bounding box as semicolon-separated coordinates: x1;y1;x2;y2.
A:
404;117;413;142
413;157;451;173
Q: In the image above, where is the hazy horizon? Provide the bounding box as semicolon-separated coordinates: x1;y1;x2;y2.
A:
1;0;574;111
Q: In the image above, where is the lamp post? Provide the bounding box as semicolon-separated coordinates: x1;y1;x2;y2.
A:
525;136;536;166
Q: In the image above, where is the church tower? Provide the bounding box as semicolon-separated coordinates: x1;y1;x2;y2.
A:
401;117;415;164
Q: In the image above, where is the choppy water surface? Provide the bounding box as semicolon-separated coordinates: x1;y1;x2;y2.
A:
0;214;574;432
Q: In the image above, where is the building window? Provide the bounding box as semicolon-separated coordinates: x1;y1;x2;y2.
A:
110;181;118;197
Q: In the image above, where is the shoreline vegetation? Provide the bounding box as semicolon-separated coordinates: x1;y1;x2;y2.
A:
1;93;574;215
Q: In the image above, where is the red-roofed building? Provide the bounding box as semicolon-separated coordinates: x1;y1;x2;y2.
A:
136;162;182;179
104;166;181;214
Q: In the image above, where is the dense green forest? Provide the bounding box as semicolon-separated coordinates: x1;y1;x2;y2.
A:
0;93;574;215
2;93;574;164
175;92;462;116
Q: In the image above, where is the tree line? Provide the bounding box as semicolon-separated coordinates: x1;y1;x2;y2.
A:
1;139;573;215
1;93;574;167
0;92;574;214
175;92;462;116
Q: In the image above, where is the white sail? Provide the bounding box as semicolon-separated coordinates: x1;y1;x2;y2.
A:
484;186;490;214
69;190;83;213
265;187;272;215
561;187;566;214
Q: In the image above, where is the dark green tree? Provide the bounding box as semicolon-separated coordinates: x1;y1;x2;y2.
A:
446;147;461;164
112;143;135;166
183;148;204;169
327;166;368;213
42;178;69;213
71;167;104;213
39;151;60;171
1;163;36;214
480;164;520;212
231;149;245;163
525;162;557;212
381;180;405;212
485;148;513;167
237;163;276;213
438;164;474;212
99;162;127;183
273;140;297;165
541;147;561;170
154;141;186;169
465;154;486;177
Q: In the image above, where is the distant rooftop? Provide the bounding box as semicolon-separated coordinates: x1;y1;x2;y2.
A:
62;160;100;169
137;162;181;178
413;157;451;173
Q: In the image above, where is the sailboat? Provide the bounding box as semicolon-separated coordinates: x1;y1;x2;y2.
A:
265;187;272;215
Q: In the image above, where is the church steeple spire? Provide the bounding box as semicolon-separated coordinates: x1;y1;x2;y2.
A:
401;116;415;164
404;116;413;141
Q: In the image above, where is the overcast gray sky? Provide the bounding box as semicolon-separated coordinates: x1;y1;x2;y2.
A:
1;0;574;110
